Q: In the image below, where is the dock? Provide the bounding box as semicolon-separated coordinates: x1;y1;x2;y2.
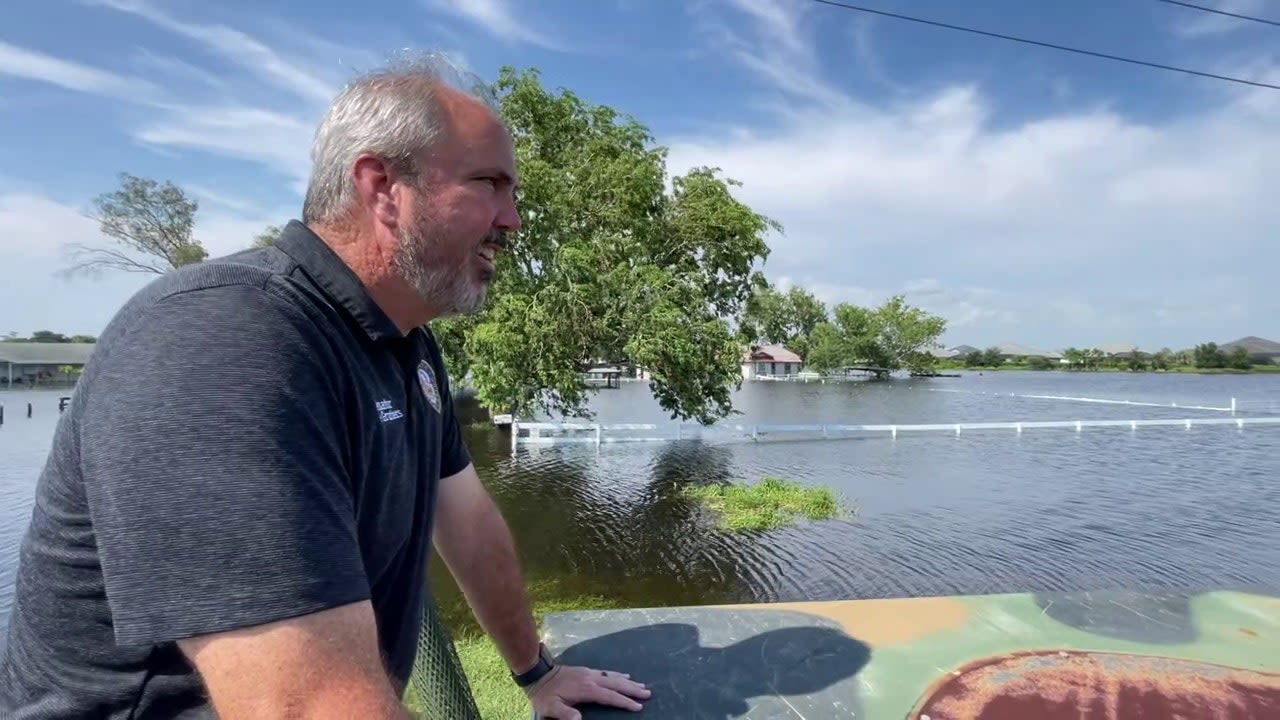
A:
536;588;1279;718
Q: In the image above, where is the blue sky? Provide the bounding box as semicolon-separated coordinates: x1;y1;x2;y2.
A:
1;0;1276;351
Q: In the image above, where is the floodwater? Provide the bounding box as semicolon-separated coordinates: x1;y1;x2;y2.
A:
2;371;1279;641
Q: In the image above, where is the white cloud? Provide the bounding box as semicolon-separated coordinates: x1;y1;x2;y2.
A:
0;193;97;257
423;0;565;51
0;40;160;102
133;106;316;190
672;2;1279;346
695;0;848;110
1168;0;1272;37
86;0;339;103
0;191;285;333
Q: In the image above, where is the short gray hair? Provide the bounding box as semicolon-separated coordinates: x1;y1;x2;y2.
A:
302;51;499;225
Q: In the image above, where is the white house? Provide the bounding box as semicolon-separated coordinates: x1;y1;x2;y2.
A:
0;342;97;387
741;344;804;380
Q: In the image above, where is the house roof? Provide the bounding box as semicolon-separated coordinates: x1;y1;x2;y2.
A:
1220;336;1280;355
745;344;802;364
996;343;1062;359
0;342;98;366
1095;343;1138;356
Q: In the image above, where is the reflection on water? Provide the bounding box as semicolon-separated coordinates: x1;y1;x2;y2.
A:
431;373;1280;632
4;373;1280;638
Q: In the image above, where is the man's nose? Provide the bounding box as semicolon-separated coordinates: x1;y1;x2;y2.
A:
497;197;522;234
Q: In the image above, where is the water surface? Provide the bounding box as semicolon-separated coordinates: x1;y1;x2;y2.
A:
3;372;1278;639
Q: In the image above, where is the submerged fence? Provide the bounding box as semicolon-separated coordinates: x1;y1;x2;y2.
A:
510;415;1280;453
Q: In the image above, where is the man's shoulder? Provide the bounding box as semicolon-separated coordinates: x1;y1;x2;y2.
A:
132;247;304;306
92;250;337;368
119;248;321;325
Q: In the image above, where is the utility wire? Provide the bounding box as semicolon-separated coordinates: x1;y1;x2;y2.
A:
1156;0;1280;29
804;0;1280;91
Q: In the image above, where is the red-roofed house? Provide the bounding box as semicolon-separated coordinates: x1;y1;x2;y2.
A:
741;344;803;380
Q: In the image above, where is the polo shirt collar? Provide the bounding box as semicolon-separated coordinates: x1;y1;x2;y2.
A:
275;220;404;342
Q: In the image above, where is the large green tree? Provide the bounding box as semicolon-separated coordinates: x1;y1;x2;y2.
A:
434;67;777;424
738;284;827;361
64;172;207;276
784;295;945;374
253;224;284;248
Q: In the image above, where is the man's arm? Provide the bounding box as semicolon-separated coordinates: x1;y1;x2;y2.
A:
178;602;411;720
431;463;540;673
431;463;651;718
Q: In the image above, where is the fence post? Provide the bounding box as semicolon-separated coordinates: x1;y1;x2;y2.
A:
1231;397;1237;415
510;420;519;456
595;424;602;447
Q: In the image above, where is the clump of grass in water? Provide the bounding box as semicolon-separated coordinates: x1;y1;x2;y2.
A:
681;475;848;532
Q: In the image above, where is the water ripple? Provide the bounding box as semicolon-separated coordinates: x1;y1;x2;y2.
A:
6;375;1280;631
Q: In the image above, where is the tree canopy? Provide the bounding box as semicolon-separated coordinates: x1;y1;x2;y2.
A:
738;283;946;375
432;67;777;423
737;285;828;362
2;330;96;343
64;173;207;276
253;224;284;248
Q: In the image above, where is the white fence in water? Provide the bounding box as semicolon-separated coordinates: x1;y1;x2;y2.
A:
509;415;1280;452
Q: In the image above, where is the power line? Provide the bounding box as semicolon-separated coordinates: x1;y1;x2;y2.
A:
1156;0;1280;29
804;0;1280;91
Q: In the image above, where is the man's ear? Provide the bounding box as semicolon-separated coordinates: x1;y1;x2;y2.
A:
351;154;400;229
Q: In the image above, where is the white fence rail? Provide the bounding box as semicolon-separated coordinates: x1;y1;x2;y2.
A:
925;389;1243;413
510;415;1280;452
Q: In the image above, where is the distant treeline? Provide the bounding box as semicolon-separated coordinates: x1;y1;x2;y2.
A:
2;331;97;343
942;343;1268;372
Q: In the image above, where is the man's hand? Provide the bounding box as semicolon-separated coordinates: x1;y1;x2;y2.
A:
526;665;651;719
177;601;411;720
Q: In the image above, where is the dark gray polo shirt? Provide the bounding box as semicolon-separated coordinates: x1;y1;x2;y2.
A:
0;220;471;718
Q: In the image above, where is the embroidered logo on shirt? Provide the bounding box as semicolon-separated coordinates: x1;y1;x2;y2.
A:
416;360;442;414
375;399;404;423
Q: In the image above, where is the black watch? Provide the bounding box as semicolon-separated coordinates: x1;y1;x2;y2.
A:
512;643;556;687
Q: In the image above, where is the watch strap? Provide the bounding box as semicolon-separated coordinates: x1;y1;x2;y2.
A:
512;643;555;687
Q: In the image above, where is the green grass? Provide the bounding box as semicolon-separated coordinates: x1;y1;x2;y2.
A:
680;475;849;532
406;581;620;720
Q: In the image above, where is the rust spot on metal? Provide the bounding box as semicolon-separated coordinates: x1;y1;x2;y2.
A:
910;651;1280;720
722;597;968;646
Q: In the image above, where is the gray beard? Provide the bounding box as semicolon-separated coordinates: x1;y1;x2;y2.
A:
392;224;488;319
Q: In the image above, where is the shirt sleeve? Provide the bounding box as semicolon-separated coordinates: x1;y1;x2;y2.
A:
79;282;369;647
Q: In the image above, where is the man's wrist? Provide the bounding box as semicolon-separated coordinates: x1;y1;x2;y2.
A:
511;643;556;687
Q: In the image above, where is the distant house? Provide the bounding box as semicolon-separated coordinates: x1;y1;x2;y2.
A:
1220;336;1280;364
1095;344;1140;359
742;344;803;380
0;342;97;387
995;343;1062;361
932;344;978;359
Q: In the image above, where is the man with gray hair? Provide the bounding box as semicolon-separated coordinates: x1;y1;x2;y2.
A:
0;53;649;719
